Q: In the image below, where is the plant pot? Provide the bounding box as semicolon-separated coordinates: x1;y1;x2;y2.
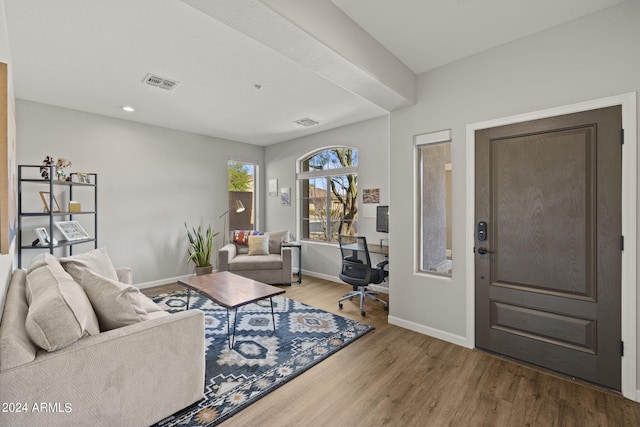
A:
195;266;213;276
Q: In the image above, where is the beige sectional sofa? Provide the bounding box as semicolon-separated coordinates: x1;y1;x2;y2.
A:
0;249;205;427
218;229;293;285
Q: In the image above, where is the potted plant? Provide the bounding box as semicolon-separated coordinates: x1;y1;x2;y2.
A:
185;223;218;275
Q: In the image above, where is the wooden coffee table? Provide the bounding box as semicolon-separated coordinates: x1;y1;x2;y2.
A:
178;271;285;349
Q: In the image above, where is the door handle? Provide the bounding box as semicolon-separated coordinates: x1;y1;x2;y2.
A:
477;247;495;255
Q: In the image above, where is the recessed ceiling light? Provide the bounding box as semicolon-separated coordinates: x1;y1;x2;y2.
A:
121;105;135;112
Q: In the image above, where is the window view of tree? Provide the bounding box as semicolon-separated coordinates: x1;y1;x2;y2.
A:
227;161;255;231
228;162;252;191
299;148;357;242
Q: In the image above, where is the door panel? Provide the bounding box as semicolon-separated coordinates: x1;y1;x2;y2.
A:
475;106;622;390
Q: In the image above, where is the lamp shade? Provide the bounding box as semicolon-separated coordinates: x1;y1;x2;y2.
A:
235;200;245;213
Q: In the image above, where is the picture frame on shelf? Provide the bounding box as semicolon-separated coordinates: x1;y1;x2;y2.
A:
34;227;50;245
39;191;61;213
55;220;90;241
77;172;90;184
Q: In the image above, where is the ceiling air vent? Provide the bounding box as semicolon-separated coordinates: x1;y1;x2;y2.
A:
142;73;179;91
294;117;319;127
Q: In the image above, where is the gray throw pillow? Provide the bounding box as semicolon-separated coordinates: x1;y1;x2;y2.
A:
60;247;119;285
80;269;165;331
25;264;100;352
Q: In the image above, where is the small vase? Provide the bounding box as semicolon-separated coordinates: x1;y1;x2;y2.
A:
195;266;213;276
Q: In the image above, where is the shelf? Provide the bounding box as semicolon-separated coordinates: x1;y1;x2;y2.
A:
21;238;96;250
19;178;95;187
18;165;98;268
19;211;97;217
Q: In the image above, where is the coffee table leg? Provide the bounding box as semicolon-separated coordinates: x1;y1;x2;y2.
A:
227;308;240;349
186;289;192;310
270;297;276;332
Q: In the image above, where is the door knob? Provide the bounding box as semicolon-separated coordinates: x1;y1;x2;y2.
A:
477;247;495;255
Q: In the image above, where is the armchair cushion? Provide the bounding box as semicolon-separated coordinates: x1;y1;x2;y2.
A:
232;230;263;254
266;230;289;254
248;235;269;255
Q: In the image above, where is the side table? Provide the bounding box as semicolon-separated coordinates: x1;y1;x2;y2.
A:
282;241;302;283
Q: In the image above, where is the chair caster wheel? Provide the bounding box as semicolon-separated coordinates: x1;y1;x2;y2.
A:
384;306;389;311
339;303;343;309
361;311;366;316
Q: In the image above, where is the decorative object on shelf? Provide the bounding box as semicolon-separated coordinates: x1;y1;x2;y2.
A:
55;157;72;181
40;156;53;179
218;200;245;245
55;220;90;241
77;172;90;184
39;191;61;213
69;201;81;212
280;187;291;206
34;227;50;245
185;223;219;275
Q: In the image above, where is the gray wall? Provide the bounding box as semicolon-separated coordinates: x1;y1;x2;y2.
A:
388;0;639;386
265;115;389;282
15;100;264;285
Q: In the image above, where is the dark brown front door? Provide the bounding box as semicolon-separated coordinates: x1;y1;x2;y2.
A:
475;106;622;390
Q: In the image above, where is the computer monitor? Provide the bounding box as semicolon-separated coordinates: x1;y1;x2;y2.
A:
376;205;389;233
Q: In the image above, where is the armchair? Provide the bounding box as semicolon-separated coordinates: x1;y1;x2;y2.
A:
218;230;293;285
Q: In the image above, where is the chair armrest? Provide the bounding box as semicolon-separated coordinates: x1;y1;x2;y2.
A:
116;267;133;285
281;246;292;276
218;243;237;271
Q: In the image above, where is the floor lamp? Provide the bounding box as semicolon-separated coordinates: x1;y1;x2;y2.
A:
219;200;245;245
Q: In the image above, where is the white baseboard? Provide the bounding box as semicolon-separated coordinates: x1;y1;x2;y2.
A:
388;315;470;348
135;274;193;290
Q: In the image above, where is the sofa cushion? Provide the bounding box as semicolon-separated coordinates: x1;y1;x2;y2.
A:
267;230;289;254
60;247;119;285
25;263;100;352
232;230;263;245
228;254;283;271
81;270;166;331
232;230;263;254
27;252;59;272
0;269;37;370
248;235;269;255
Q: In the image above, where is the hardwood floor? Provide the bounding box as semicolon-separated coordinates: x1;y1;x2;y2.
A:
143;276;640;427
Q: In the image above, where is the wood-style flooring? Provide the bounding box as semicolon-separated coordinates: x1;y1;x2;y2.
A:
142;276;640;427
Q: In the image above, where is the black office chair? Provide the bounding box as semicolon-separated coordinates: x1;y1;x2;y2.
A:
337;235;389;316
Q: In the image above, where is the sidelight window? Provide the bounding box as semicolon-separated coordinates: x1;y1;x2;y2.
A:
417;130;452;276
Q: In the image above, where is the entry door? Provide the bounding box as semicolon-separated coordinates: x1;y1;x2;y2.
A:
475;106;622;390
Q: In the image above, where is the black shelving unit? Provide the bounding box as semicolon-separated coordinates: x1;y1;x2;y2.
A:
18;165;98;268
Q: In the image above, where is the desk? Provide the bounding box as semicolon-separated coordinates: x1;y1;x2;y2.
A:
341;242;389;256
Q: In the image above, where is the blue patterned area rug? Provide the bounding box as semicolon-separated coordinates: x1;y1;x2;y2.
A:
151;290;373;426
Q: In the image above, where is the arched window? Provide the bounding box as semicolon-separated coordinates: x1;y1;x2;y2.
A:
298;148;358;242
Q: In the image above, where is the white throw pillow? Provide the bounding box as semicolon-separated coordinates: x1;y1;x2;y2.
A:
80;269;165;331
248;234;269;255
25;263;100;352
60;247;119;285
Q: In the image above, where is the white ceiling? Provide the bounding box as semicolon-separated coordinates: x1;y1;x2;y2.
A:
3;0;627;146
